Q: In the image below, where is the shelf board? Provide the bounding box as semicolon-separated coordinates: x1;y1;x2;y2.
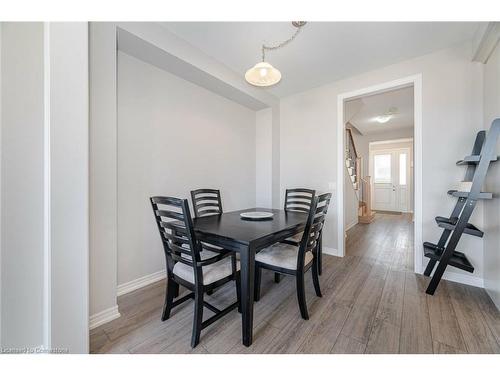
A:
447;190;493;199
435;216;484;238
423;242;474;273
456;155;499;165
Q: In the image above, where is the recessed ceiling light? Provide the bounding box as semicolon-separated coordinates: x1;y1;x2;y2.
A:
375;115;392;123
374;107;398;124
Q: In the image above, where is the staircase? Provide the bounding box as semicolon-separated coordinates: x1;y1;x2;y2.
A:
345;127;375;224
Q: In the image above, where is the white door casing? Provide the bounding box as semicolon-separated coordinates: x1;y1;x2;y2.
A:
337;74;422;275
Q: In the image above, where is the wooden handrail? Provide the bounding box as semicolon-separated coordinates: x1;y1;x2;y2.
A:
346;126;358;159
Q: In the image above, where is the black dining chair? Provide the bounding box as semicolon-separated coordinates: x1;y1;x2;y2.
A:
315;193;332;276
150;196;240;348
254;192;332;320
275;188;316;283
190;189;223;218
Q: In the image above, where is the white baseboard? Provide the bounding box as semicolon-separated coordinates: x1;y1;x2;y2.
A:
345;220;358;231
89;305;121;330
442;271;484;288
322;246;341;257
417;265;484;289
117;269;166;297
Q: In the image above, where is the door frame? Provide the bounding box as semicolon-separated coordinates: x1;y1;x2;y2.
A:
336;74;423;274
369;145;413;213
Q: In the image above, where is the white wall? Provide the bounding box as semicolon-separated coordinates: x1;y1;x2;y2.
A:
256;108;273;207
1;23;95;349
483;42;500;309
1;22;89;353
89;23;118;318
280;42;485;283
48;22;89;353
117;51;256;286
1;22;45;348
0;22;3;347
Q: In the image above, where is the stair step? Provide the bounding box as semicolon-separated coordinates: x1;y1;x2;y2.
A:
447;190;493;200
435;216;484;238
423;242;474;273
456;155;499;165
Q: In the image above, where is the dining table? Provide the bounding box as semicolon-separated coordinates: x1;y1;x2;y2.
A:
193;207;309;347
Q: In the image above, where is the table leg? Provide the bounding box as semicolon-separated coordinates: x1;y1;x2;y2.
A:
239;244;255;347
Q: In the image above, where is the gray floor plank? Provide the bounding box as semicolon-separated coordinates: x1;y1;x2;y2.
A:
89;213;500;354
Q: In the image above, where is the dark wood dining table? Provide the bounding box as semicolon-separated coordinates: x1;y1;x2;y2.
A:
193;207;309;346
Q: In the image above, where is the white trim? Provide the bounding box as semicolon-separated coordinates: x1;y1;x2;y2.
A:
117;270;166;297
89;305;121;330
42;22;52;350
369;137;414;146
345;220;358;232
322;247;341;257
0;22;3;347
442;271;484;289
337;74;423;276
472;22;500;64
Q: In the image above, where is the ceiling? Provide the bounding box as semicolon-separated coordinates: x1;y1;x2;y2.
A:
345;86;414;135
161;22;482;98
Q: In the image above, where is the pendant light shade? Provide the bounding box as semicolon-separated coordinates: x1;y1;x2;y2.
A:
245;61;282;87
245;22;306;87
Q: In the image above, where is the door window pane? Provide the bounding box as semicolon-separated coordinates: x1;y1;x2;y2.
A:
374;154;391;183
399;153;407;185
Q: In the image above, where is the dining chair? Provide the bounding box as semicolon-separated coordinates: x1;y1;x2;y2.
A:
254;192;332;320
190;188;223;218
150;196;240;348
315;193;332;276
275;188;316;283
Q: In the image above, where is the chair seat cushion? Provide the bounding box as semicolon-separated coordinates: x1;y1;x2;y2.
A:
256;243;313;270
174;254;239;285
284;231;303;244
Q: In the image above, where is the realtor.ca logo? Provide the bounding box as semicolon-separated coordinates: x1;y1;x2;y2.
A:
0;346;69;354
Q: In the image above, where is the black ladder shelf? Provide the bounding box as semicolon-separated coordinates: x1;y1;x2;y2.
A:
424;118;500;295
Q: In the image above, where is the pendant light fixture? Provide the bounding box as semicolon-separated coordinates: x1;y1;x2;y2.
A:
245;21;307;87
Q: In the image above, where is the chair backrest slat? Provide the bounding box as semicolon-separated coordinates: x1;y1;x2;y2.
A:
284;188;316;213
191;189;223;218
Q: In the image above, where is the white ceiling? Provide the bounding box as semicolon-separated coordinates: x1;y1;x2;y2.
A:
161;22;482;98
346;86;414;135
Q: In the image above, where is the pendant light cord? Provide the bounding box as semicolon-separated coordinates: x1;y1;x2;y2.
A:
261;23;305;62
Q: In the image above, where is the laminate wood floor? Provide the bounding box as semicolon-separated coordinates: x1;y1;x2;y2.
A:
90;213;500;354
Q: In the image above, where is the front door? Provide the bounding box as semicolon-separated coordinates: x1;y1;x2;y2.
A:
372;148;410;212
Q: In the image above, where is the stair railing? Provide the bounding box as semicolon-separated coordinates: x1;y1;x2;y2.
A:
359;176;373;217
345;126;361;190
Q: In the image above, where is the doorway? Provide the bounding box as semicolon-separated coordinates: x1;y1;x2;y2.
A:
337;75;422;273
